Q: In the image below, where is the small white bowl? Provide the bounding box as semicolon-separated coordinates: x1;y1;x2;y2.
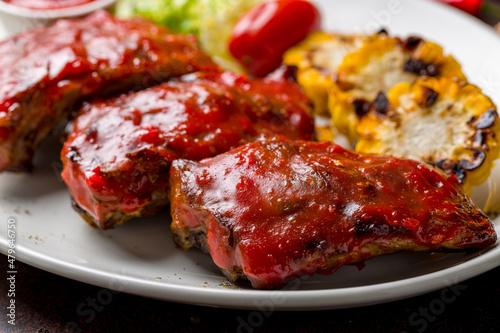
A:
0;0;116;36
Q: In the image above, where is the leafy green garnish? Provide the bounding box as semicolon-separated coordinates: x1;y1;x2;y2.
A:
114;0;261;72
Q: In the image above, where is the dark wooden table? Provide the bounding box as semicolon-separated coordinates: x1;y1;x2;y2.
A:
0;259;498;333
2;2;500;333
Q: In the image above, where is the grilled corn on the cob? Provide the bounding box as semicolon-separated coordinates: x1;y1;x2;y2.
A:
286;30;499;195
285;32;466;141
330;33;466;141
355;77;500;193
283;32;369;115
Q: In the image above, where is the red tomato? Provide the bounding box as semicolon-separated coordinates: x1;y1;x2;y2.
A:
229;0;321;77
436;0;483;16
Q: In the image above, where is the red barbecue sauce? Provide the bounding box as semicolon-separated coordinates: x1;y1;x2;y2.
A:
171;139;496;288
3;0;97;9
61;72;314;226
0;10;218;171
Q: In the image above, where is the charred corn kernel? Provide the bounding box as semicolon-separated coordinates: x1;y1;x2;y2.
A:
355;77;500;193
329;34;466;142
296;69;332;117
283;32;368;115
329;88;360;142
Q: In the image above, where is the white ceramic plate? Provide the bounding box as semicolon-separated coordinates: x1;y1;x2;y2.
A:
0;0;499;310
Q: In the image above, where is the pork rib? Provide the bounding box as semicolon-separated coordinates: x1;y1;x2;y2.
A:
61;72;314;229
0;10;217;171
170;138;497;289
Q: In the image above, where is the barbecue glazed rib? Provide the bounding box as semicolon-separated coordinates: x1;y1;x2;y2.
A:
0;10;217;172
170;137;497;289
61;72;314;229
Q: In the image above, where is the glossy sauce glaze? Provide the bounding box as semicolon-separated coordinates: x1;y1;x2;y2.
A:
3;0;97;9
61;72;314;229
0;10;217;171
170;138;497;289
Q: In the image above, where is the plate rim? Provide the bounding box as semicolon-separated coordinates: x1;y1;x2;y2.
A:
1;237;498;310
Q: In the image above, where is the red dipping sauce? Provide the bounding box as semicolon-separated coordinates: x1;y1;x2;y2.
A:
3;0;97;10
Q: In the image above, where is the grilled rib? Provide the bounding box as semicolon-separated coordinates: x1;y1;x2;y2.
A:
170;137;497;289
0;10;217;172
61;72;314;229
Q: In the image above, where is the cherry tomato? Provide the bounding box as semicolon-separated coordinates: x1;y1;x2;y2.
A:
229;0;321;77
436;0;483;16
